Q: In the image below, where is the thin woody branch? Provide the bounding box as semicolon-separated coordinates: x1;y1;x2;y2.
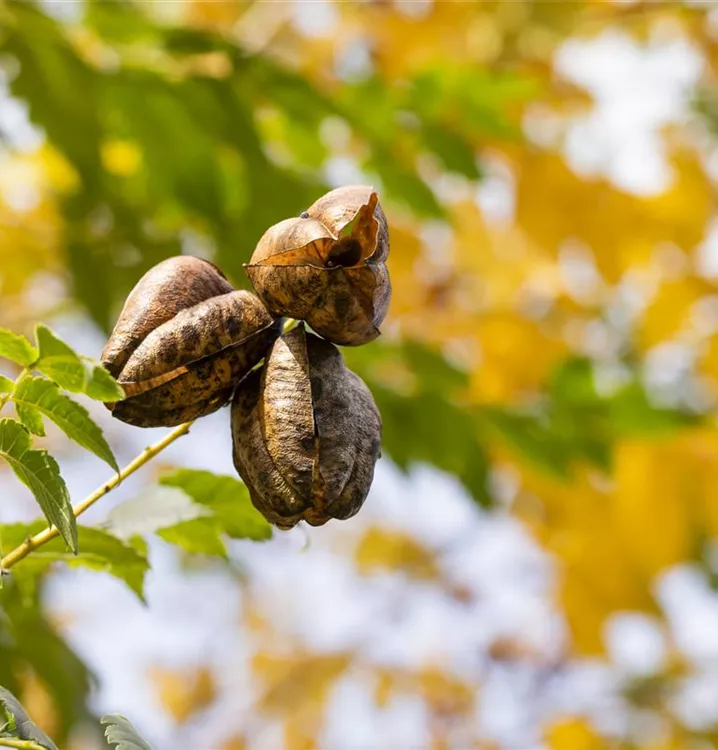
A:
0;421;193;572
0;740;50;749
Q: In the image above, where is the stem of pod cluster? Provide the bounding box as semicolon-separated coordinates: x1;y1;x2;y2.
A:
282;317;300;334
0;740;50;749
0;421;193;572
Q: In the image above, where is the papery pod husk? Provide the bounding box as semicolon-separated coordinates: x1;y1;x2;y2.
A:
231;324;382;529
102;256;281;428
245;185;391;346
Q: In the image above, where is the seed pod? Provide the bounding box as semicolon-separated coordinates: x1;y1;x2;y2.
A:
102;256;281;428
231;325;382;529
246;185;391;346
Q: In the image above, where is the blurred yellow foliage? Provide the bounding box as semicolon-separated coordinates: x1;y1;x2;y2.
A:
149;665;216;723
515;150;711;283
252;652;350;715
615;430;718;570
15;670;59;743
355;527;440;581
415;666;475;719
374;669;395;709
101;140;143;178
517;465;653;654
546;718;610;750
5;0;718;747
222;737;248;750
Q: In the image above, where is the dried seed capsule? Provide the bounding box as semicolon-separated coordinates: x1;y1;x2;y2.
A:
231;324;382;529
246;185;391;346
102;256;281;428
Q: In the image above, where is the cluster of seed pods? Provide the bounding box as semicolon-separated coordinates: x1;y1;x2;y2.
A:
102;186;389;528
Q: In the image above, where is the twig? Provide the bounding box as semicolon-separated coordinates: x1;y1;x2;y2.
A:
0;421;193;571
0;740;50;750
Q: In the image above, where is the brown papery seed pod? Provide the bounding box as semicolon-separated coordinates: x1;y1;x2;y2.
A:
231;324;382;529
102;256;281;428
245;185;390;346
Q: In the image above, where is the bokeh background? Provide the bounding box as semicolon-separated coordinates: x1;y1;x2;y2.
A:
2;0;718;748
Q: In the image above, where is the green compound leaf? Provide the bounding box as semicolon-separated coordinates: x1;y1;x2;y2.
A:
0;419;76;553
13;377;118;472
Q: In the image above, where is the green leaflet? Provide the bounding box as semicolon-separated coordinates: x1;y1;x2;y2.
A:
13;377;118;472
156;517;228;558
0;329;37;368
34;325;86;393
84;361;125;402
0;419;76;553
101;714;153;750
15;399;46;438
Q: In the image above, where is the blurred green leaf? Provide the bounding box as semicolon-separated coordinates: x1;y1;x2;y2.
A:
420;123;481;179
610;381;697;437
0;585;95;743
480;407;572;477
402;340;469;393
3;0;102;186
13;377;118;472
0;524;148;601
156;518;227;559
0;376;14;394
160;469;272;541
482;357;701;478
0;330;37;368
369;149;444;218
0;419;76;553
101;714;152;750
34;326;86;393
0;686;58;750
85;0;158;45
409;66;536;140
